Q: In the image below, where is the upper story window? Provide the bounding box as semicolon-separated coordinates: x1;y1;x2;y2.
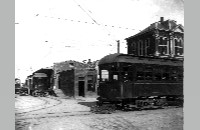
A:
138;40;144;56
158;37;169;55
144;39;149;56
130;42;136;55
174;38;183;56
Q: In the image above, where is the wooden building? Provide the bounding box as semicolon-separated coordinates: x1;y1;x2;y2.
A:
53;60;97;97
125;17;184;59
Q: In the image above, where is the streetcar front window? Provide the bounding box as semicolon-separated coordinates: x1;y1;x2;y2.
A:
113;74;118;80
101;70;109;81
111;72;119;81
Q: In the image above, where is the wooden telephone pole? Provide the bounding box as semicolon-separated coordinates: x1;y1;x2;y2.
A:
117;40;120;53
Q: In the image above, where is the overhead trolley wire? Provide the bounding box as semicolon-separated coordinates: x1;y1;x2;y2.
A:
42;15;136;31
73;0;100;25
72;0;137;42
35;0;138;53
72;0;130;53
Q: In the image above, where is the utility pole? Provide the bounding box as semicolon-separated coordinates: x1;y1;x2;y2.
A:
117;40;120;53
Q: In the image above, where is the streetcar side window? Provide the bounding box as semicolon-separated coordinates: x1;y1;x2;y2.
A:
144;66;153;80
101;70;109;81
154;73;162;80
178;73;183;81
121;71;134;81
162;73;170;80
145;72;153;80
136;71;144;80
128;72;134;81
171;71;178;81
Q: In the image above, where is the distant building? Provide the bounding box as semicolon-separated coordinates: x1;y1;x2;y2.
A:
125;17;184;59
53;60;97;97
15;78;21;88
25;67;54;95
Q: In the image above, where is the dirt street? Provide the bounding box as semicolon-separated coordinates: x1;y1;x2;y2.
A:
15;95;183;130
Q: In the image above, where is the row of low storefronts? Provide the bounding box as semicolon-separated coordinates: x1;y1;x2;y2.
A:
25;60;99;97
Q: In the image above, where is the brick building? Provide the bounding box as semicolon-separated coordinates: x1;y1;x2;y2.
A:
125;17;184;59
53;60;97;97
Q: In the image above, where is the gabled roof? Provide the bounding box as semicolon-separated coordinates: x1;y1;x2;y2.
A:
126;19;184;40
33;67;53;74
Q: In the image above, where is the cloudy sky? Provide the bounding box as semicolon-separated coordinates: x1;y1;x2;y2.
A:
15;0;184;82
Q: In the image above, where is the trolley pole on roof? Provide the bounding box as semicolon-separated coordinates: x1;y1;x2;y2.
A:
117;40;120;53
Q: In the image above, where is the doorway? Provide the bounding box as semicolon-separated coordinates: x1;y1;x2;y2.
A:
78;81;85;97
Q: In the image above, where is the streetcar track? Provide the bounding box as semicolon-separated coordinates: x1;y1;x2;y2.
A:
15;97;49;111
15;96;63;115
16;111;92;120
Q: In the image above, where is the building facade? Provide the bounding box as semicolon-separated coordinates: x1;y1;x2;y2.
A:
126;17;184;59
53;60;97;97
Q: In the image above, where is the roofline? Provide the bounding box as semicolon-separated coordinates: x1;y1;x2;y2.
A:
99;53;183;66
125;19;184;40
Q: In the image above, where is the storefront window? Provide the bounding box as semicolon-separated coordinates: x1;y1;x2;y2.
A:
88;80;95;91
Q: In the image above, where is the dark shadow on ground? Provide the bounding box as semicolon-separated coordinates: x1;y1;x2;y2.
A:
78;101;97;108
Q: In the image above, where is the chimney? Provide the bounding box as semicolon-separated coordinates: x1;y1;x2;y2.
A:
160;17;164;22
117;40;120;53
88;59;91;64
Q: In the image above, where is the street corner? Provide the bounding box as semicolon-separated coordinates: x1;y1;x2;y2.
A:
15;96;47;111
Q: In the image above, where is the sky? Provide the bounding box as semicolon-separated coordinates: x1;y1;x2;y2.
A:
15;0;184;82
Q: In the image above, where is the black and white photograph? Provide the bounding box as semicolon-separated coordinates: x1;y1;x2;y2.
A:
15;0;184;129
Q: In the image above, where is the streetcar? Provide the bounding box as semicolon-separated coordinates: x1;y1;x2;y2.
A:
97;53;183;108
